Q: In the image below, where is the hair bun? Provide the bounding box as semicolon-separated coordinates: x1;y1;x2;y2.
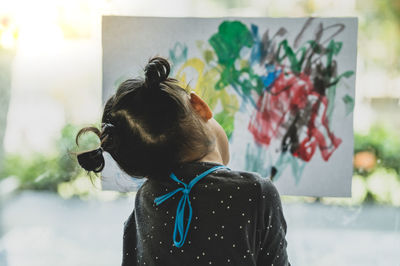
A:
77;148;105;173
144;57;171;88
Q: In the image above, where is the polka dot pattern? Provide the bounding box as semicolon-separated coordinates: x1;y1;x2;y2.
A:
121;161;290;266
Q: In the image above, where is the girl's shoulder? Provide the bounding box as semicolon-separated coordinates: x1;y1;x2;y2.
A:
220;168;275;187
211;168;280;199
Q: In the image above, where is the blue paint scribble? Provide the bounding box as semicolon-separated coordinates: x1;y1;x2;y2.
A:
260;64;281;90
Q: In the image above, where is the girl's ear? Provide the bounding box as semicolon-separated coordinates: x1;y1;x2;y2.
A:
189;92;213;121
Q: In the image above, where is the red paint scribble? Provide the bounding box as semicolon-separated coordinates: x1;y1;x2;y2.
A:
248;67;342;162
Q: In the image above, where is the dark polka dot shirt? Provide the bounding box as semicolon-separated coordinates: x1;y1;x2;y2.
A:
122;161;290;266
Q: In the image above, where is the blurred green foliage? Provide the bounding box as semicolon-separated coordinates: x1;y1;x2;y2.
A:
0;123;100;192
354;124;400;176
353;124;400;205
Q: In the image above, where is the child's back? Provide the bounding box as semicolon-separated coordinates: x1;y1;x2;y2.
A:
74;57;290;266
122;161;289;266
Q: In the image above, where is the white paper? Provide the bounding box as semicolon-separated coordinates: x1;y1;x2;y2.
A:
101;16;357;196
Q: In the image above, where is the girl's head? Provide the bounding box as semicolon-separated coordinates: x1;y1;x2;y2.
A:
75;56;229;180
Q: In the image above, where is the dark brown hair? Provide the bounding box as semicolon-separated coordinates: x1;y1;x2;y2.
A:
75;57;215;180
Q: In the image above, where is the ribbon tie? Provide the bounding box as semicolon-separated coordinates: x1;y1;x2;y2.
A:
154;165;229;248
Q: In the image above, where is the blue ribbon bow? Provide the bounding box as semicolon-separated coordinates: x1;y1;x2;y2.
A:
154;165;229;248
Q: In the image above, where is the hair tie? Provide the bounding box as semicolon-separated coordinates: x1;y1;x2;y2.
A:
102;122;115;131
101;123;115;144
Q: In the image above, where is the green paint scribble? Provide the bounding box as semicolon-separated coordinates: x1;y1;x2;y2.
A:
214;111;235;139
276;39;307;74
197;40;215;64
342;94;355;115
326;70;355;123
209;21;253;66
209;21;263;97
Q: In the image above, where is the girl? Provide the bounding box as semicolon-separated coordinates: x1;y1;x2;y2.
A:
75;57;290;266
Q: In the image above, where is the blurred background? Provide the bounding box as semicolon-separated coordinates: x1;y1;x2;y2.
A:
0;0;399;265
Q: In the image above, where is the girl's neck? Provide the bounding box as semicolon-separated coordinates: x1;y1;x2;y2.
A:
182;117;230;166
196;150;224;165
195;137;226;165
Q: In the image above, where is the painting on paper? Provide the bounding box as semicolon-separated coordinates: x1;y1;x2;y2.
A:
102;16;357;197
